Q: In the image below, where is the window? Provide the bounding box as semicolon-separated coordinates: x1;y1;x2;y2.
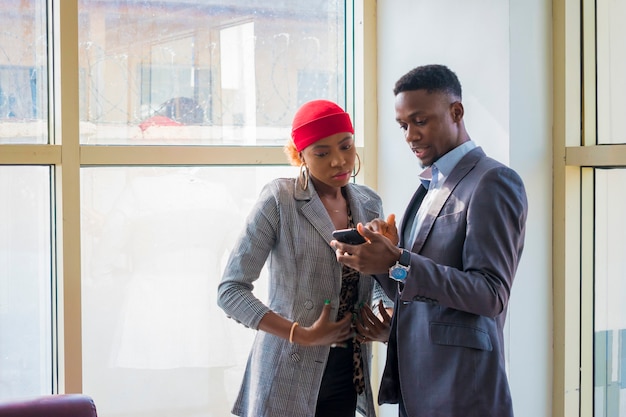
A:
0;0;52;400
594;169;626;417
0;167;52;398
554;0;626;416
80;165;296;417
77;1;347;146
596;0;626;145
0;2;371;417
0;1;48;144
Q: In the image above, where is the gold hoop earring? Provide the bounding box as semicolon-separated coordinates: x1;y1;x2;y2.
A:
351;153;361;178
299;163;309;190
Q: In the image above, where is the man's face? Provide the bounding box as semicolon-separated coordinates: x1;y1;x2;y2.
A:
394;89;464;168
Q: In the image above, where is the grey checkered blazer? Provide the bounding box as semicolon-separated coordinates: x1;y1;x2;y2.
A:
218;177;384;417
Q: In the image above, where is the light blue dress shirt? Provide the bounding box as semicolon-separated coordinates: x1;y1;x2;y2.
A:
407;140;477;248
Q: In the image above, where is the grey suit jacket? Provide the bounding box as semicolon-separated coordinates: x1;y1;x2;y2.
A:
218;177;384;417
377;147;528;417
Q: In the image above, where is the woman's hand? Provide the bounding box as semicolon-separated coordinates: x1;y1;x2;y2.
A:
355;300;392;343
296;302;353;347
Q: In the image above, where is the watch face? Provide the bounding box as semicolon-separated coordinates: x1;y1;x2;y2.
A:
390;266;408;281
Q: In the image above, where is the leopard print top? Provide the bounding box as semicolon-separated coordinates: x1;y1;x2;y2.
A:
336;198;365;394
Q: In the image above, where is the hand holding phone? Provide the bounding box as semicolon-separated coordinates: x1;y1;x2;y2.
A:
332;228;367;245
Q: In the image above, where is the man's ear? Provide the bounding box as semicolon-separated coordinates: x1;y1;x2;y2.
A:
451;101;464;122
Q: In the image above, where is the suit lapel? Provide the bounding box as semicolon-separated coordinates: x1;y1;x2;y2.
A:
400;186;427;248
411;147;484;252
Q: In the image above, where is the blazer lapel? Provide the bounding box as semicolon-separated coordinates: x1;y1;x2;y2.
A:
344;184;382;297
411;147;485;252
296;181;382;304
345;183;381;226
295;181;336;245
400;186;427;248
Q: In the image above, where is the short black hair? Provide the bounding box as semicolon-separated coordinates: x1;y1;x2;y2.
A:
393;64;462;99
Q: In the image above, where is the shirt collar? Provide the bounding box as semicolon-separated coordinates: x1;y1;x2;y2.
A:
419;140;476;187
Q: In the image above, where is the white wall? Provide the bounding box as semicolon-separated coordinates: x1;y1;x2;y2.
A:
375;1;552;416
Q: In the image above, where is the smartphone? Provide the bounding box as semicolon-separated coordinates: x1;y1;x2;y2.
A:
332;228;367;245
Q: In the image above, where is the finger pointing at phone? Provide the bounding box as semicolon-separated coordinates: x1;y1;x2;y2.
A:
363;214;399;245
331;221;403;275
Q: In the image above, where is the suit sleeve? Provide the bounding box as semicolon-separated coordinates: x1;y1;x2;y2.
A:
400;166;528;317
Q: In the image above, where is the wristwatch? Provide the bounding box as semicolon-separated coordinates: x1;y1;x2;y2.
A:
389;249;411;281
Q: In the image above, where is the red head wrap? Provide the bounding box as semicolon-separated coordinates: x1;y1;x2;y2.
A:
291;100;354;152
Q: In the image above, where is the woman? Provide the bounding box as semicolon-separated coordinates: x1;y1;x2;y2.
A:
218;99;391;417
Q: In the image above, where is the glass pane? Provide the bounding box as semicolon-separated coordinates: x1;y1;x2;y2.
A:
594;169;626;416
0;1;49;144
597;0;626;144
81;165;297;417
78;1;346;146
0;166;52;398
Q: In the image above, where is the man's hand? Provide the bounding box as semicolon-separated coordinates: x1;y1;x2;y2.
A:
364;214;399;246
331;221;402;274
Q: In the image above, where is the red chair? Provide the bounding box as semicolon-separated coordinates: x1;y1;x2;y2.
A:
0;394;98;417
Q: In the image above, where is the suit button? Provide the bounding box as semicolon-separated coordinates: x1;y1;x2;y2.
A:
304;299;314;310
290;352;301;362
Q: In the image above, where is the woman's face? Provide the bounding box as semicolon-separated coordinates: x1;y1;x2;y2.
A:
301;132;356;190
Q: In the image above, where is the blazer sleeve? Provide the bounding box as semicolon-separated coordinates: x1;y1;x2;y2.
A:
217;181;278;329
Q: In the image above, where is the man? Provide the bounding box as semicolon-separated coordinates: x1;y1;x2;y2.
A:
332;64;528;417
